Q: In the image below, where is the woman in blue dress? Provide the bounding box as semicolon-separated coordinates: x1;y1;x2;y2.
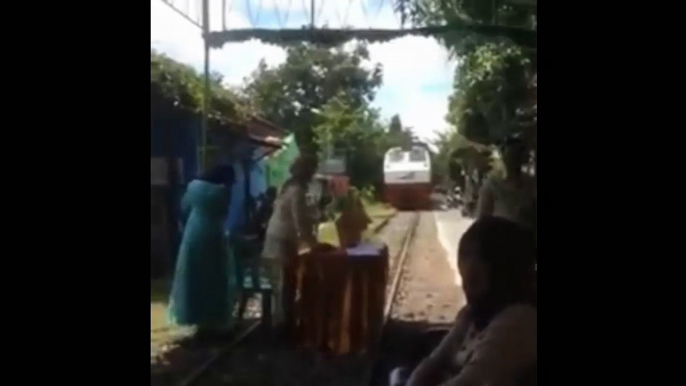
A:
168;165;236;336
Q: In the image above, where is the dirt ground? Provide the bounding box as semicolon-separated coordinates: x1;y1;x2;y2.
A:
195;336;371;386
391;211;465;324
378;211;423;300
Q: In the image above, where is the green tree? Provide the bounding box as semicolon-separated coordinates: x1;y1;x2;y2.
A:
403;0;537;166
403;0;537;219
386;114;416;150
150;49;246;122
433;127;493;186
448;42;533;145
433;127;464;183
398;0;536;49
241;43;383;153
313;94;388;191
389;114;403;134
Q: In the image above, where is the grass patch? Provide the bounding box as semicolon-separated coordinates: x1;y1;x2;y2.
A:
151;278;171;304
363;201;396;220
318;200;396;246
151;278;172;334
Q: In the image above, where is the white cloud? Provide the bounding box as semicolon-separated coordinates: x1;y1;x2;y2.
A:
151;1;287;85
150;0;456;142
366;36;456;143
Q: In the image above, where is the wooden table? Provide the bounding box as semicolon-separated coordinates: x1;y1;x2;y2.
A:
289;243;388;355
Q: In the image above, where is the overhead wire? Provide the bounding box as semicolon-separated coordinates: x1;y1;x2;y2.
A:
333;0;353;27
245;0;266;27
359;0;370;28
273;0;294;28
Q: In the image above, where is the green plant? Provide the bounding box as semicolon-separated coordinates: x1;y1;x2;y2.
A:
151;49;251;123
360;186;376;203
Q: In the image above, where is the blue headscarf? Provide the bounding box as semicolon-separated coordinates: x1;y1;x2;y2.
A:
199;165;235;186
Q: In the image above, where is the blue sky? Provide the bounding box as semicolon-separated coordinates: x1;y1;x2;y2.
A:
150;0;457;143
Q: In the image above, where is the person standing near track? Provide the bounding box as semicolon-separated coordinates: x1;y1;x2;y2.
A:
476;135;536;230
167;165;236;338
262;154;320;336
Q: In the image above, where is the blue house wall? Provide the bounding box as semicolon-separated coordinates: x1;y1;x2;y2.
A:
225;155;268;234
150;114;199;184
151;115;269;240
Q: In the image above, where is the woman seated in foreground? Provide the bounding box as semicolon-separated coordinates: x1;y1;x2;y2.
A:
392;216;537;386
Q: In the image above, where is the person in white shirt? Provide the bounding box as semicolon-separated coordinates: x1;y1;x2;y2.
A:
477;136;536;230
262;155;319;335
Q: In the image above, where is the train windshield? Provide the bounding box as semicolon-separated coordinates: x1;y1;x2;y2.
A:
388;150;405;163
409;149;427;162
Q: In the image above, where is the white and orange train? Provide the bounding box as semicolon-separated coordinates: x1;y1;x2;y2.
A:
383;145;432;210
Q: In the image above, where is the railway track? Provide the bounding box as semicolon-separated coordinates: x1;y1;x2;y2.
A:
367;210;462;386
383;212;421;323
364;211;421;386
176;321;262;386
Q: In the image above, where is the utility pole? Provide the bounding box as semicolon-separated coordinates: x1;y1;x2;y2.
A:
311;0;315;28
201;0;210;173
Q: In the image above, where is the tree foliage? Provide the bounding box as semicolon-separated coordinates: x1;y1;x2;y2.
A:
241;43;383;153
433;128;493;185
150;49;249;122
433;128;464;183
389;115;403;134
448;42;533;145
313;94;389;190
397;0;536;56
405;0;537;183
241;43;429;195
386;114;417;150
151;44;407;197
206;23;535;49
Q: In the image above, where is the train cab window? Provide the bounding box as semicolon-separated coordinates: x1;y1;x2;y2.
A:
409;149;426;162
388;150;405;163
